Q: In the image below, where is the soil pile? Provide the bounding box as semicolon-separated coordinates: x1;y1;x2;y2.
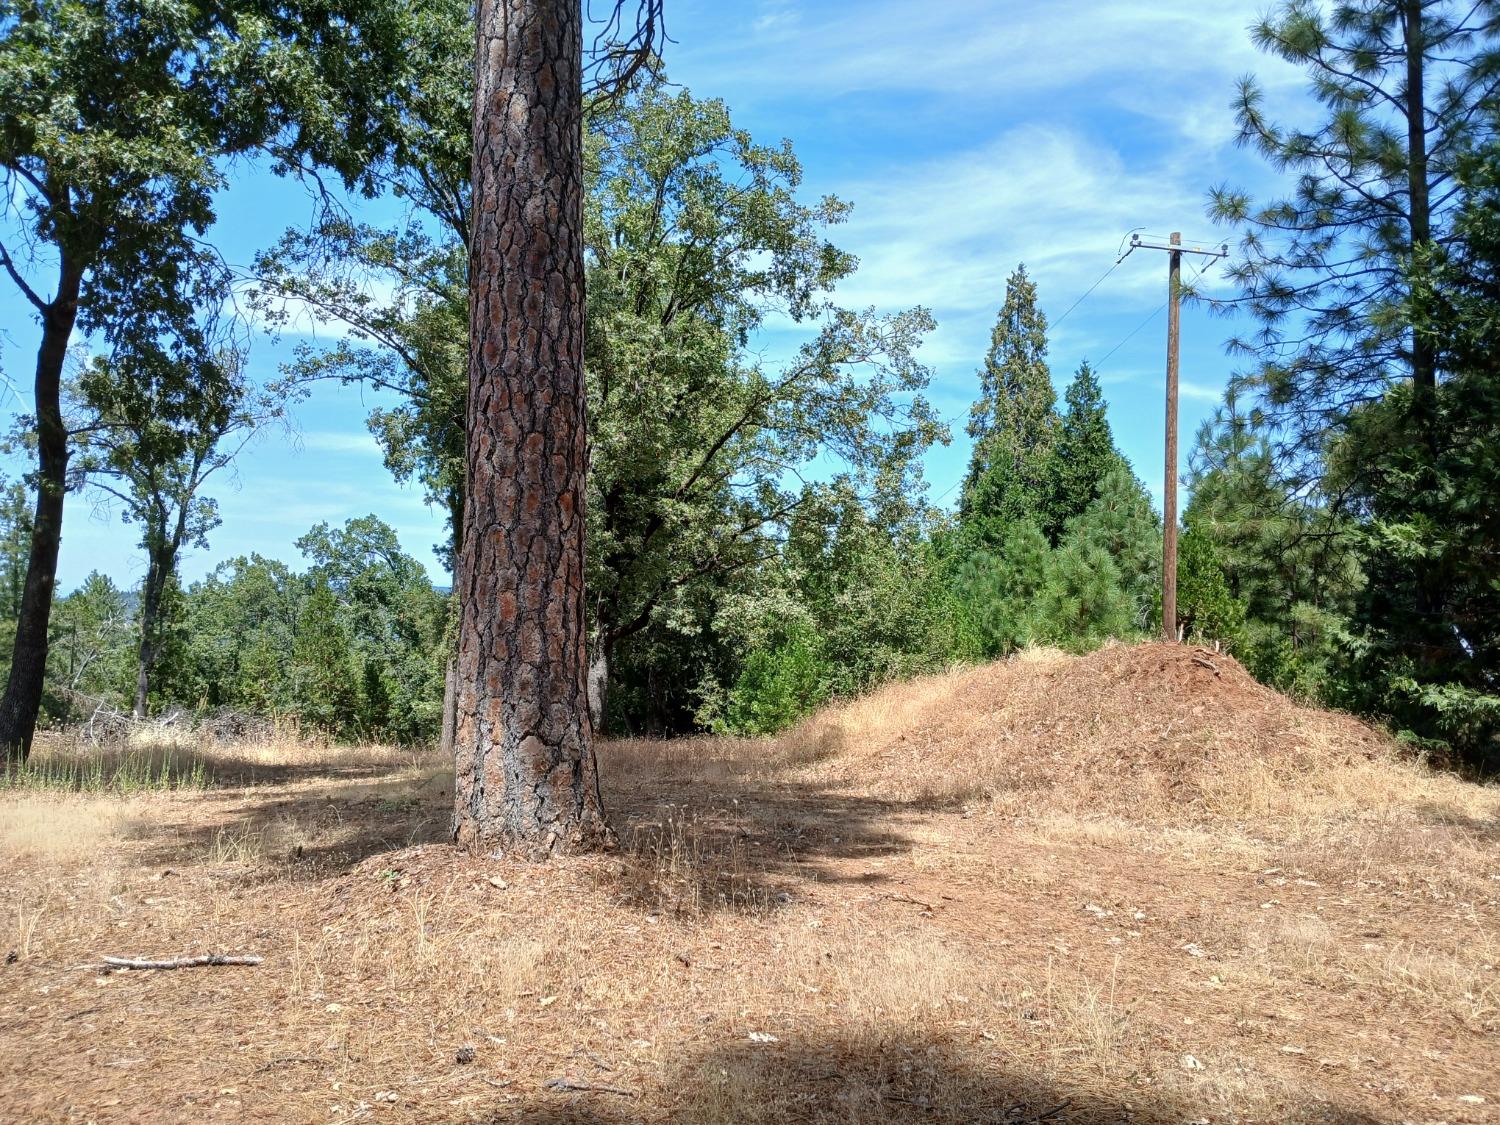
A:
793;642;1397;819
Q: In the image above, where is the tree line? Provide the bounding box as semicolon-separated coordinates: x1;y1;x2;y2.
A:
2;0;1497;782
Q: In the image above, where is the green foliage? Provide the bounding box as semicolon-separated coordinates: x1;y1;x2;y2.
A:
290;579;361;737
1041;361;1120;542
159;518;446;742
296;516;447;743
171;555;300;716
1175;522;1246;645
73;349;274;714
960;265;1058;547
46;573;134;712
951;521;1051;659
1065;463;1161;628
783;484;955;698
1184;397;1356;696
0;0;429;389
1034;537;1136;652
1209;0;1500;456
0;480;29;622
720;625;829;737
258;77;940;735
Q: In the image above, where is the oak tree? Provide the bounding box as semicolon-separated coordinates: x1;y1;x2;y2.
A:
0;0;422;759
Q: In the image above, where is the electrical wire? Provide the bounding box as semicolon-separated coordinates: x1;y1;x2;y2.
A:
1050;257;1122;331
1094;254;1217;372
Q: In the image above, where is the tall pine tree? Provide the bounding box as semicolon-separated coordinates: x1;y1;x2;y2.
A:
961;265;1058;547
1041;360;1121;542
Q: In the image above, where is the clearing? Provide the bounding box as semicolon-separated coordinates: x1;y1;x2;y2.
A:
1;642;1496;1123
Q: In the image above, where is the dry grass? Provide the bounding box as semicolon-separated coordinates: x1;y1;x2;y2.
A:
0;794;137;860
2;642;1498;1123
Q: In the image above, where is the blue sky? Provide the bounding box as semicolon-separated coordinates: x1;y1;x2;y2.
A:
1;0;1313;593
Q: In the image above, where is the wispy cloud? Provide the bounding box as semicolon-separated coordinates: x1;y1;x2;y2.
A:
295;430;385;458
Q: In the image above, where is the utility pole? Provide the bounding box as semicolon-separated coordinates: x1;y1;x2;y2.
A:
1117;231;1227;642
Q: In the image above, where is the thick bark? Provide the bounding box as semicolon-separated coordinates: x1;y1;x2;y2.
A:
0;263;81;762
454;0;609;855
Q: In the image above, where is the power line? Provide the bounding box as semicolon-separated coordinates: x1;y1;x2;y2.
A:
932;473;965;505
1051;257;1123;331
1094;254;1216;371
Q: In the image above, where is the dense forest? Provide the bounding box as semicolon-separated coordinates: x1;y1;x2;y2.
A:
2;0;1497;771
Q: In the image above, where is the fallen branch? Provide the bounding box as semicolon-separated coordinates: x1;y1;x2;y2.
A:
253;1055;321;1075
101;953;262;971
543;1076;637;1097
882;891;935;911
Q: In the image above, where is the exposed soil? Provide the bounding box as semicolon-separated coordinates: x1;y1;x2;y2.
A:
1;644;1496;1123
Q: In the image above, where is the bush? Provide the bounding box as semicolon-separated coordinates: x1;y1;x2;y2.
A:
720;625;830;736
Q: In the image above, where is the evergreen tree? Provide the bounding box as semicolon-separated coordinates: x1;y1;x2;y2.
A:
1041;360;1120;542
1333;148;1500;766
961;265;1058;547
1185;396;1359;695
1211;0;1500;462
1066;463;1161;628
1034;538;1136;652
952;521;1052;658
47;573;134;710
1176;521;1248;645
291;580;360;737
0;482;30;625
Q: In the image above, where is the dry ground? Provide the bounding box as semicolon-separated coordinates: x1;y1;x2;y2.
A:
1;643;1497;1123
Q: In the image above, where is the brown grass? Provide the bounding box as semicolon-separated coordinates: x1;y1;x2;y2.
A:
2;642;1498;1123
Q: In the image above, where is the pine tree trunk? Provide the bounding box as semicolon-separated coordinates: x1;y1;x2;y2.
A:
454;0;609;855
0;266;81;762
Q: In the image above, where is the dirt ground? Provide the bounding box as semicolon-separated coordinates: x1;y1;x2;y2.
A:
2;645;1497;1123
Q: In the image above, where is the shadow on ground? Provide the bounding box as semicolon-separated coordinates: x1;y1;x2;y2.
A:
123;738;941;913
488;1027;1387;1124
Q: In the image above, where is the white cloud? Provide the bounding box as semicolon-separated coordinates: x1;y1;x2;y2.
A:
1179;379;1225;403
678;1;1306;132
295;430;385;458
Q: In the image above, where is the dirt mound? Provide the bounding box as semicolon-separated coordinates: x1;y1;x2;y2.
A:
788;642;1400;821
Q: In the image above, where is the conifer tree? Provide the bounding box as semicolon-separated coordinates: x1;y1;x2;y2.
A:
1041;360;1119;542
961;265;1058;547
1066;464;1161;628
1176;521;1248;645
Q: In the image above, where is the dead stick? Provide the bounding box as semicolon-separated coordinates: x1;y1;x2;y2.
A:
543;1077;637;1097
101;954;262;970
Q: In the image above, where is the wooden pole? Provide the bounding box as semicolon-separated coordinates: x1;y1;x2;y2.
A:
1162;232;1181;642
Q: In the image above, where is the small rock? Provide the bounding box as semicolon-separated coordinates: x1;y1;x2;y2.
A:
488;876;509;891
455;1045;476;1065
